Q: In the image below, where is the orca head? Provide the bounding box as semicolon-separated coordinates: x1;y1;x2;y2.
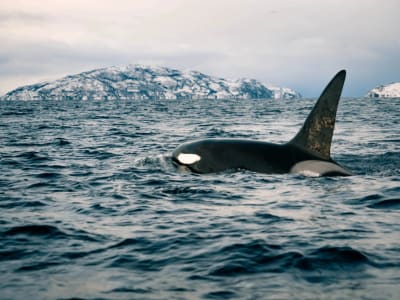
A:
172;139;232;173
172;141;204;172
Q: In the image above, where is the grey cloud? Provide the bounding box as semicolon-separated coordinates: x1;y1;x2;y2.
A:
0;12;49;24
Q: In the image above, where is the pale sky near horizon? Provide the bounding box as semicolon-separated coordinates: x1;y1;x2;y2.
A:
1;0;399;97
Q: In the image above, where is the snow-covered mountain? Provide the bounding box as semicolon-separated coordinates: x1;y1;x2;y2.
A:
366;82;400;98
0;65;301;101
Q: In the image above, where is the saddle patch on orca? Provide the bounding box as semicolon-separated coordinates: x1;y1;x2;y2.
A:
290;160;352;177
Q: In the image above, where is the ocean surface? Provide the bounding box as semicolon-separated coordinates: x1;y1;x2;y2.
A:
0;98;399;300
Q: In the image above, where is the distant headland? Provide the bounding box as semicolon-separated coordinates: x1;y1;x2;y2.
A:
366;82;400;98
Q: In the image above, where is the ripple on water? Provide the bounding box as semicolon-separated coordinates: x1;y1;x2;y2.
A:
15;151;52;162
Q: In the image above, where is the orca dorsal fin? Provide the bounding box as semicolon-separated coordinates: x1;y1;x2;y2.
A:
289;70;346;160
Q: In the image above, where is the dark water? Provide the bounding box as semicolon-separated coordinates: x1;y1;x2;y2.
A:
0;98;399;300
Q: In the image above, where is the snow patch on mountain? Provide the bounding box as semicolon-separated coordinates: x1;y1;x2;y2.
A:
267;85;302;100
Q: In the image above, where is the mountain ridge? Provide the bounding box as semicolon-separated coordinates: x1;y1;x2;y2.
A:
0;65;301;100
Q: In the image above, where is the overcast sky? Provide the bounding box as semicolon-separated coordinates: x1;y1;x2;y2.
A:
1;0;399;96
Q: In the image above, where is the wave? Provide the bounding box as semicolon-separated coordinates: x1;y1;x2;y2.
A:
349;193;400;210
367;198;400;209
2;224;104;243
295;246;369;271
190;241;371;279
0;200;47;209
133;154;176;172
2;224;68;238
82;149;120;160
54;137;71;146
344;151;400;176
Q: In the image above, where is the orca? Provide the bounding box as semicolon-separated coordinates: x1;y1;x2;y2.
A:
172;70;352;177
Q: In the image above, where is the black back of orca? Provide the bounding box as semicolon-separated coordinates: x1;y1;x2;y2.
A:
172;70;352;176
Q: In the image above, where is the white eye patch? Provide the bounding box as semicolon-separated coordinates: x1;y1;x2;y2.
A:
177;153;201;165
